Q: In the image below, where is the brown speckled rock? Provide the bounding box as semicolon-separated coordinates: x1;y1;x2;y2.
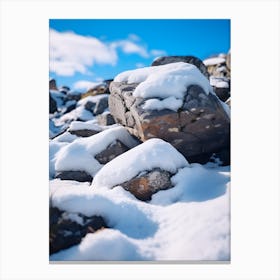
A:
121;169;172;201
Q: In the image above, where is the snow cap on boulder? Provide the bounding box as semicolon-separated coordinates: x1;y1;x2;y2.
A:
92;138;189;190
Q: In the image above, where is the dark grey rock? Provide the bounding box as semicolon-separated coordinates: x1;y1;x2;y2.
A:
61;100;76;114
94;97;108;115
49;207;107;255
55;170;93;182
66;92;82;102
95;140;130;164
213;86;230;102
68;129;100;137
151;55;209;79
85;101;96;112
97;113;116;126
49;93;57;114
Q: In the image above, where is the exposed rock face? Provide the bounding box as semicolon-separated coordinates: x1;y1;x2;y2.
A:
121;168;172;201
213;86;230;102
49;79;57;90
68;129;99;137
95;140;130;164
55;170;93;182
84;96;108;116
61;100;77;114
109;82;230;163
97;113;116;126
49;207;107;255
85;101;96;112
66;92;82;102
49;93;57;114
210;77;231;102
151;55;209;79
94;96;109;115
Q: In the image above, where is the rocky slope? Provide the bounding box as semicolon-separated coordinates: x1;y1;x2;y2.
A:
49;52;231;261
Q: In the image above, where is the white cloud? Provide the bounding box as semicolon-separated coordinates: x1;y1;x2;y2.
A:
150;49;167;57
73;80;102;91
50;29;117;76
112;40;149;58
50;29;167;77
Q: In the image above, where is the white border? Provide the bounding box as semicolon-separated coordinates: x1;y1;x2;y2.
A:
0;0;279;279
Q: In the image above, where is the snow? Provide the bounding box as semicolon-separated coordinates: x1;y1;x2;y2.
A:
210;76;229;88
52;131;78;143
61;212;85;226
114;62;214;100
92;138;189;189
50;229;147;261
49;119;64;139
53;126;139;177
49;141;68;178
142;96;183;112
69;120;102;131
77;94;108;107
57;94;109;123
60;105;94;122
203;57;226;66
49;163;230;261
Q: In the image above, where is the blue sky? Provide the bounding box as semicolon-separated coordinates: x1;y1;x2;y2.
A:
49;19;230;91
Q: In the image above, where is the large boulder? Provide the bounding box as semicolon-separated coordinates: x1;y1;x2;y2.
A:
109;65;230;164
152;55;209;79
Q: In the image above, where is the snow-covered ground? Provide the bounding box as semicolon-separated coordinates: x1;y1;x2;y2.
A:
50;134;230;261
50;163;230;261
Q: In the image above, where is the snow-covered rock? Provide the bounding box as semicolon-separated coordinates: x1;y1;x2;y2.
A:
203;57;226;66
151;55;209;78
92;138;188;189
68;120;102;137
109;62;230;163
52;126;139;179
50;206;107;254
210;76;230;102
